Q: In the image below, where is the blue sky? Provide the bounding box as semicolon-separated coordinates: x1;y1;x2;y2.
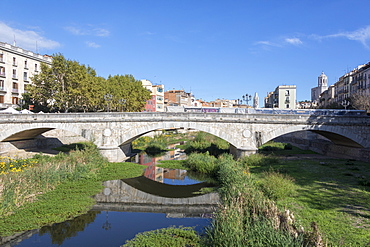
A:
1;0;370;104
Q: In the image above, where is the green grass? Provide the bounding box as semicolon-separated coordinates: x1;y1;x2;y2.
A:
259;141;316;155
249;148;370;246
156;159;187;170
123;226;201;247
0;148;144;237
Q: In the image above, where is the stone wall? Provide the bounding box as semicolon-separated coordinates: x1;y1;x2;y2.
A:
274;131;370;162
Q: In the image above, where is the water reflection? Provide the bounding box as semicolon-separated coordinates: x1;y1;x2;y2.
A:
4;144;219;247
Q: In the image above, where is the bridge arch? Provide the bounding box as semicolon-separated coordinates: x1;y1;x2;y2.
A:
118;121;240;149
262;124;366;148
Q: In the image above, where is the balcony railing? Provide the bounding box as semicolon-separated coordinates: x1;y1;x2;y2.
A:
0;86;6;92
12;88;19;93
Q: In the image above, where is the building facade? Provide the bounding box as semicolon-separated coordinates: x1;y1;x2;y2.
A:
318;62;370;108
164;90;198;107
0;42;52;109
311;72;328;103
264;85;297;109
141;79;165;112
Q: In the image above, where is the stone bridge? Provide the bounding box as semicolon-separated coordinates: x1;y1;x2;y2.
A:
0;112;369;161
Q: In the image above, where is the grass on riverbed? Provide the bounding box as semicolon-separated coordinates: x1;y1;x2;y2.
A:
0;144;144;237
251;143;370;246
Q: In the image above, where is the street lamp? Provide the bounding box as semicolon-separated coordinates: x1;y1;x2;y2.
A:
341;100;350;110
104;94;113;112
119;99;126;112
242;94;252;106
19;98;24;111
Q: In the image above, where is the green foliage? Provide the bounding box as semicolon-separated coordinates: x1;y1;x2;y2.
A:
258;141;316;155
259;169;297;201
250;156;370;246
184;132;229;156
27;54;150;112
105;75;150;112
205;154;305;246
132;136;152;151
0;143;144;236
123;226;200;247
183;152;219;175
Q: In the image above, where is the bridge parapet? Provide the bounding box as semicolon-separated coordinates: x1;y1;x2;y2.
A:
0;112;369;162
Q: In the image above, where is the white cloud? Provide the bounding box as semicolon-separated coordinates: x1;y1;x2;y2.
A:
86;41;101;48
65;25;110;37
255;40;281;47
313;25;370;49
0;22;60;51
285;38;302;45
327;26;370;49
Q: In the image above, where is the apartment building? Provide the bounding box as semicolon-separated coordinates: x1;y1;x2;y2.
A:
264;85;297;109
164;89;198;107
318;62;370;108
0;42;52;109
141;79;165;112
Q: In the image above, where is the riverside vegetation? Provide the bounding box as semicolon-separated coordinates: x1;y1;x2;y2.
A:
1;133;369;246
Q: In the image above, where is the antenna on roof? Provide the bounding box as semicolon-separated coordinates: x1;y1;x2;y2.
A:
13;34;16;46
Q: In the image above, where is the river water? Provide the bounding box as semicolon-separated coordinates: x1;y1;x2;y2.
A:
4;148;217;247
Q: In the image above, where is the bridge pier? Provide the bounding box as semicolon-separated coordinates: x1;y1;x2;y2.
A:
98;146;127;162
230;145;258;159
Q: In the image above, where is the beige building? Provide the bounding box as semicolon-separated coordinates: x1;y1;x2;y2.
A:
141;79;165;112
264;85;297;109
0;42;52;109
318;62;370;108
311;72;328;103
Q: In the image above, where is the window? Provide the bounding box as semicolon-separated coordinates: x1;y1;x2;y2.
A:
0;80;4;89
12;69;17;79
0;54;3;63
35;64;38;72
0;95;4;103
24;60;28;69
286;104;290;108
12;82;18;93
13;57;17;66
12;97;18;104
285;90;290;96
24;72;28;81
0;67;5;76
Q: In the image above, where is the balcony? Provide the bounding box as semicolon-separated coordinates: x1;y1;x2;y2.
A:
0;86;6;92
0;73;5;78
12;88;19;93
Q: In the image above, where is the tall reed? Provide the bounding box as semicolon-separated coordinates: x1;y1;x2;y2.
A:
0;143;106;217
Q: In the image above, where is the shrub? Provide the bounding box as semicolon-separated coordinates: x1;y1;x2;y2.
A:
123;226;200;247
0;143;107;217
284;143;293;150
183;152;219;175
259;169;297;201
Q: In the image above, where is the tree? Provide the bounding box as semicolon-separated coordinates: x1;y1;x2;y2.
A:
26;53;150;112
27;54;98;112
350;93;370;113
105;75;151;112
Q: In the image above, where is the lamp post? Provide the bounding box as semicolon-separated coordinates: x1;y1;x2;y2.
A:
242;94;252;106
104;94;113;112
341;100;350;110
119;99;126;112
19;98;24;111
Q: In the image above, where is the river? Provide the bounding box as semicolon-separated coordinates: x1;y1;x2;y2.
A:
2;147;218;247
